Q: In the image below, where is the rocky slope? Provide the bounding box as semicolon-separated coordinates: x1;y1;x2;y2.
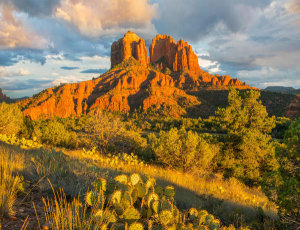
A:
19;31;255;119
286;94;300;118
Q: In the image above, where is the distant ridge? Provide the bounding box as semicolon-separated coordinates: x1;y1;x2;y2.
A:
19;31;255;119
264;86;300;95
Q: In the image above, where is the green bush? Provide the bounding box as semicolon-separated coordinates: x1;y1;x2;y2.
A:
85;112;147;154
148;128;219;172
0;102;24;135
40;120;77;148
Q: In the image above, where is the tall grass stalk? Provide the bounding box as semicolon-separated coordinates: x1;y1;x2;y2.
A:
42;183;106;230
0;147;24;219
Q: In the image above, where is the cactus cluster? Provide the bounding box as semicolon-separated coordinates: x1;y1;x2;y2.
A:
85;173;232;230
0;134;41;149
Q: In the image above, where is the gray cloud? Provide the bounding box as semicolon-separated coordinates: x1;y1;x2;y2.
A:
61;66;79;70
80;68;108;74
3;0;61;16
155;0;272;41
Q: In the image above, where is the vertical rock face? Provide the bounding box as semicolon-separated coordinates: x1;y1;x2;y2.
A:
149;35;201;73
111;31;149;68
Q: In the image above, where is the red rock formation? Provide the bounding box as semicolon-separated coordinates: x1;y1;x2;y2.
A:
286;94;300;118
111;31;149;68
19;64;199;119
149;35;201;73
19;31;257;119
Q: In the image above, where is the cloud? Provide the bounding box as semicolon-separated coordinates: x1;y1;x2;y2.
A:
61;66;80;70
0;4;48;49
155;0;272;41
0;66;30;78
52;75;93;86
197;52;221;73
3;0;61;16
80;68;108;74
285;0;300;13
56;0;158;37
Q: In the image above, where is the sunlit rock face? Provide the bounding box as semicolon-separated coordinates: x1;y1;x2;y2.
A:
111;31;149;68
19;31;256;120
149;34;201;73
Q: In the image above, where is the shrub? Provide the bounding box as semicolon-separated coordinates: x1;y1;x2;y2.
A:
148;128;219;172
0;102;24;135
85;112;146;154
40;120;77;148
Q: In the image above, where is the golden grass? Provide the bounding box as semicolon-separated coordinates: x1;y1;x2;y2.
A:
0;146;25;219
63;149;277;219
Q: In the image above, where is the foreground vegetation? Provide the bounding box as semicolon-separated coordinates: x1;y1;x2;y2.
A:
0;88;299;229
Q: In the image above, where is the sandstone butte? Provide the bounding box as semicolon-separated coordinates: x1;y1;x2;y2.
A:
19;31;255;120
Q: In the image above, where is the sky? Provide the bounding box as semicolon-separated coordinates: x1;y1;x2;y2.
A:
0;0;299;98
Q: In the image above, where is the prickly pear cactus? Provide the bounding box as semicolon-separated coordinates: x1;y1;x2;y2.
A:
114;174;128;185
123;206;141;223
128;222;144;230
129;173;141;186
164;186;175;198
159;210;173;226
86;173;228;230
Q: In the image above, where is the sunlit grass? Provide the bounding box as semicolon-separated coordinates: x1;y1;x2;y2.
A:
0;146;25;219
64;148;277;223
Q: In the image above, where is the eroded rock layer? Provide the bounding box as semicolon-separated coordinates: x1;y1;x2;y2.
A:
111;31;149;68
149;35;201;73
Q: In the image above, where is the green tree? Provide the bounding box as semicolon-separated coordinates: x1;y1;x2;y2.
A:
215;88;278;185
0;102;24;135
148;128;219;172
265;118;300;225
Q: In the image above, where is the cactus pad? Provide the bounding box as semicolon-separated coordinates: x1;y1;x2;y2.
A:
123;206;141;223
130;173;141;186
164;186;175;198
114;174;128;185
159;210;173;226
128;222;144;230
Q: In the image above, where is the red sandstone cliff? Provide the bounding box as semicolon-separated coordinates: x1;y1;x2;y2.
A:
19;32;256;119
149;35;201;73
111;31;149;68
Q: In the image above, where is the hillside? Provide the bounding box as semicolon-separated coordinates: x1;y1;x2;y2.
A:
19;31;254;120
264;86;300;95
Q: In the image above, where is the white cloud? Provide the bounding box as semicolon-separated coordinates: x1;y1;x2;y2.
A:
0;4;47;49
56;0;158;37
0;66;30;78
52;75;92;86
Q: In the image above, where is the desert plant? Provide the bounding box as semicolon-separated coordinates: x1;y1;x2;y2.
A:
148;128;219;172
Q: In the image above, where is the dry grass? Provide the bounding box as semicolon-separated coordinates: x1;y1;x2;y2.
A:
63;149;277;225
0;141;277;227
0;146;24;219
